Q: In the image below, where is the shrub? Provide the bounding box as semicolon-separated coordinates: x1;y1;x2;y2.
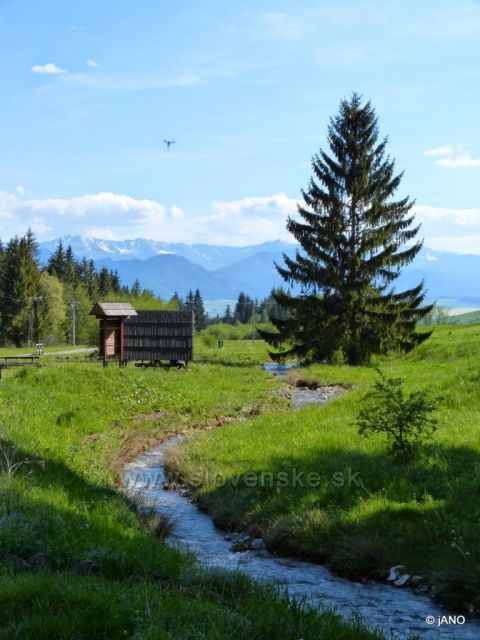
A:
356;370;439;460
202;333;217;348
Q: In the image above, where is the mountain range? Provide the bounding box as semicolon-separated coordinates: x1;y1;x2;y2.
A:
39;236;480;310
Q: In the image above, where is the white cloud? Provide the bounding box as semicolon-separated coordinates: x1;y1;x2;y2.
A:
414;204;480;254
170;205;185;220
423;145;480;168
2;190;480;252
0;190;299;246
423;145;455;157
30;62;68;75
86;59;99;68
212;193;298;216
415;204;480;227
435;154;480;168
425;235;480;254
199;193;300;245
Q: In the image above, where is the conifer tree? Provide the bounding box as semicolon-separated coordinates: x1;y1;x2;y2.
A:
234;292;255;324
110;269;121;293
1;231;42;346
98;268;112;297
260;94;432;365
62;245;77;287
47;239;65;279
130;279;142;297
169;292;183;310
223;304;234;324
193;289;206;329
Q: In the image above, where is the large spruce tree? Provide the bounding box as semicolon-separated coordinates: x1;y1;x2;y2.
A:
0;230;43;346
261;94;432;365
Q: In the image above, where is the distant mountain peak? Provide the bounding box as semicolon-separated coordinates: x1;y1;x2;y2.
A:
37;238;480;307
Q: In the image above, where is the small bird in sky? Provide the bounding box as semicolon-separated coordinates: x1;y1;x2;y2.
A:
163;139;176;151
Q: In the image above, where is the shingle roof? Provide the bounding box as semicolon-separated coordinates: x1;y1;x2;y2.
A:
89;302;138;318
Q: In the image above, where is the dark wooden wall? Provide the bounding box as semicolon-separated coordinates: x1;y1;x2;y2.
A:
123;310;194;362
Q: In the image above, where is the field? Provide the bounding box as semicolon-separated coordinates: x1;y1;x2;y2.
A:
0;348;385;639
449;309;480;325
175;325;480;613
2;324;479;638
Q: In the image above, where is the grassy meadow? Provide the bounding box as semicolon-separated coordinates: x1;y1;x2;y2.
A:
0;350;387;639
175;324;480;613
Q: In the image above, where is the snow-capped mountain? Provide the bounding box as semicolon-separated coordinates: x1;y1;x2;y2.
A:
38;236;480;308
38;236;295;271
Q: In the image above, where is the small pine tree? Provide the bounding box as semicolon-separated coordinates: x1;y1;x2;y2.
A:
169;291;184;310
356;371;439;460
63;246;77;286
110;269;121;293
234;292;255;324
260;93;432;365
184;290;194;311
130;279;142;297
98;268;112;297
193;289;206;330
47;239;65;280
223;304;234;324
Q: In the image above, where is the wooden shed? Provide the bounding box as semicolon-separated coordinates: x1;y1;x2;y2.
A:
90;303;194;365
124;310;194;363
89;302;137;364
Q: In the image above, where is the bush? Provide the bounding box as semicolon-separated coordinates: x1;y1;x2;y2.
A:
202;333;217;348
356;370;439;460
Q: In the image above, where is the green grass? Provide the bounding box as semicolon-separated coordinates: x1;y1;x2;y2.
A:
174;325;480;613
194;336;272;364
0;351;388;639
449;309;480;325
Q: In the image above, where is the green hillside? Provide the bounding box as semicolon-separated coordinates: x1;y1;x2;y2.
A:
2;324;479;637
177;324;480;614
0;346;385;640
449;309;480;325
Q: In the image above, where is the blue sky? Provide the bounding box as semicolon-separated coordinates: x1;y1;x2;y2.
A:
0;0;479;250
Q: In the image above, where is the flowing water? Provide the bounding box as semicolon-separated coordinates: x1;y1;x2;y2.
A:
123;368;479;639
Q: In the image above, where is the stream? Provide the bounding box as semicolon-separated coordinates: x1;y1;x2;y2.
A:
123;366;479;639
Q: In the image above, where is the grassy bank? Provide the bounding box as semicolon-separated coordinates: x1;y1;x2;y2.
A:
0;356;388;639
174;325;480;613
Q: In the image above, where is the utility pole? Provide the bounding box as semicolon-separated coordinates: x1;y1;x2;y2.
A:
70;299;77;346
28;308;33;345
29;296;43;344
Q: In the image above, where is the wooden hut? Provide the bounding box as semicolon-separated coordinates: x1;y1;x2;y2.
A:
124;310;194;363
89;302;137;365
90;303;194;365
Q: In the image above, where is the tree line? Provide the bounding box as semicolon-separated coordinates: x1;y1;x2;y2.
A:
0;233;172;347
0;232;282;347
166;289;289;331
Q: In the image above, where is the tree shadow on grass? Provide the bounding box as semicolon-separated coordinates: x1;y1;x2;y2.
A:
194;443;480;611
0;439;184;580
0;441;387;640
